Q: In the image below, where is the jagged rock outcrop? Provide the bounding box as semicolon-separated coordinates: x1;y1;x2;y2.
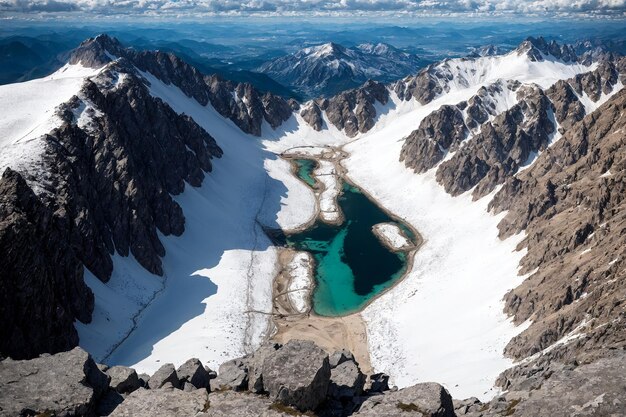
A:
400;80;522;175
147;363;180;389
177;358;213;390
0;347;109;417
0;341;459;417
516;36;578;63
71;35;293;136
437;85;556;198
329;360;366;400
400;105;468;173
261;339;331;411
212;358;248;391
110;387;209;417
398;61;625;201
314;80;389;137
459;350;626;416
394;69;442;104
106;366;140;394
300;101;324;131
487;87;626;361
0;168;92;359
0;60;224;359
355;382;455;417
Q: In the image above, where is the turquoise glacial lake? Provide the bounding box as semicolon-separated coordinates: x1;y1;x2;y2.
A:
286;159;415;316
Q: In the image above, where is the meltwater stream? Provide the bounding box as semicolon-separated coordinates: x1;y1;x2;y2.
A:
286;159;416;316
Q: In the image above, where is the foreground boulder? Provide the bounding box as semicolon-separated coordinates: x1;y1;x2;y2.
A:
329;360;366;400
110;387;209;416
212;358;248;391
0;347;109;417
261;339;331;411
177;358;212;390
148;363;180;389
199;391;293;417
106;366;140;394
355;382;455;417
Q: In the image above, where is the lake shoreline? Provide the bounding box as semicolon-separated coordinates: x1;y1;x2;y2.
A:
268;145;423;375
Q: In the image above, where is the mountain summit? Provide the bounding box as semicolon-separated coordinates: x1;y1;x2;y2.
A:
259;41;421;98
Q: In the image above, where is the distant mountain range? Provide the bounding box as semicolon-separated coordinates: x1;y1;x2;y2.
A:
258;42;424;98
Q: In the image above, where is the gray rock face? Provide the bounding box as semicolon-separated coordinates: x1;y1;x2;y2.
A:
486;87;626;362
465;351;626;417
453;397;483;415
200;391;292;417
177;358;211;390
261;339;331;411
0;168;92;359
516;36;578;63
213;358;248;391
394;70;442;104
317;80;389;137
300;101;323;131
243;343;281;394
0;56;222;359
355;382;455;417
72;35;293;137
329;360;366;400
148;363;180;389
435;85;555;199
0;347;109;417
399;57;625;206
110;387;209;417
400;105;468;174
329;349;355;368
106;366;140;394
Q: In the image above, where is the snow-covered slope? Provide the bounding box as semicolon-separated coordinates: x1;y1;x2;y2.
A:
77;69;317;372
0;63;101;183
259;42;421;98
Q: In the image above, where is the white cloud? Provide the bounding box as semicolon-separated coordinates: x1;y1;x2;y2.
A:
0;0;625;16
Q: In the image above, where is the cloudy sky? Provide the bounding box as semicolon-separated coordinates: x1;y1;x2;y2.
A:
1;0;625;18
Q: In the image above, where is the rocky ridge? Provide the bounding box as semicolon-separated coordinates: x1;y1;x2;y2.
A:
401;58;625;199
259;42;421;99
0;340;458;417
71;35;294;136
300;37;605;140
3;339;624;416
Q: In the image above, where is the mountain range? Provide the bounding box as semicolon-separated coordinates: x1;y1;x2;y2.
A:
259;42;423;98
0;33;624;416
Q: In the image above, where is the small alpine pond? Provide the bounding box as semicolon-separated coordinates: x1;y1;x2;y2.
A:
285;159;416;316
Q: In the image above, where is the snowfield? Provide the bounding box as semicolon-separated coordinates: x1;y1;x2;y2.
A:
1;47;617;401
0;63;101;182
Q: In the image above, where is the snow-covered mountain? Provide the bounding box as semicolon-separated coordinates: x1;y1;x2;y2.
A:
258;42;421;98
1;34;625;414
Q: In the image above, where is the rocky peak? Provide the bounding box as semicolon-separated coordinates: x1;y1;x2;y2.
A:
305;41;347;58
69;34;126;68
468;44;508;57
70;34;293;136
516;36;578;63
316;79;389;137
